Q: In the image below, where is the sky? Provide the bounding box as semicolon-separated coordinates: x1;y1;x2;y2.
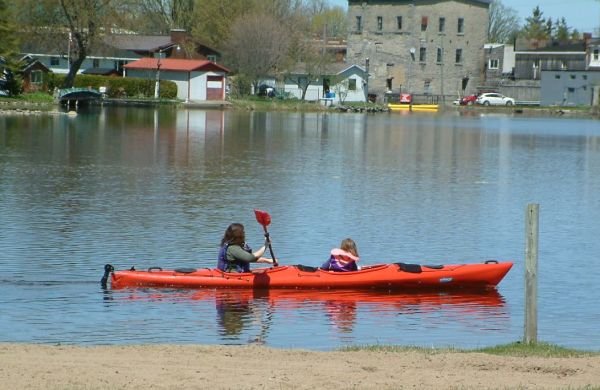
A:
329;0;600;35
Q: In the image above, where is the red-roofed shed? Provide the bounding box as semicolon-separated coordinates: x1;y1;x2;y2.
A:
124;58;230;101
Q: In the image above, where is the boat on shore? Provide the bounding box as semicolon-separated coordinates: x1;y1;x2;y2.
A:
104;260;512;290
388;103;439;112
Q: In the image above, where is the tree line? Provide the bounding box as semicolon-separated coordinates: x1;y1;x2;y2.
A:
489;1;584;44
1;0;346;95
0;0;591;97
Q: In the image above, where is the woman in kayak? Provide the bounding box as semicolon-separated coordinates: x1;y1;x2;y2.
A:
321;238;360;271
217;223;274;272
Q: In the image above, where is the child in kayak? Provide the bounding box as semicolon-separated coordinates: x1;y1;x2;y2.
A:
217;223;274;272
321;238;360;272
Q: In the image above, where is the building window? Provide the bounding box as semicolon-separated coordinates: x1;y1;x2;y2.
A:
455;48;463;63
583;75;588;80
397;16;402;30
439;17;445;33
457;18;464;34
488;59;499;69
570;74;576;79
419;47;427;62
555;74;561;79
207;55;217;62
424;80;431;94
92;58;100;68
594;49;599;60
356;15;362;32
377;16;383;31
31;70;43;84
568;87;575;93
421;16;428;31
348;79;357;90
50;57;59;66
561;60;568;70
437;48;443;63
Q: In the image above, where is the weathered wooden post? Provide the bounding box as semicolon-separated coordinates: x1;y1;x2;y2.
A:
524;203;539;344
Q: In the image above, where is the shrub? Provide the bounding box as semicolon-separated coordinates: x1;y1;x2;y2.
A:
47;74;178;99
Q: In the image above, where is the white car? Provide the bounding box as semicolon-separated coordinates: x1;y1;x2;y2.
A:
476;93;515;106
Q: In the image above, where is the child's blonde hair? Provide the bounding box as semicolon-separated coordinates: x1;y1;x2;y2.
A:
340;238;359;257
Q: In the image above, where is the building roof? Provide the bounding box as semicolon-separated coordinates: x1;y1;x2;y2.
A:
123;58;230;73
103;35;172;52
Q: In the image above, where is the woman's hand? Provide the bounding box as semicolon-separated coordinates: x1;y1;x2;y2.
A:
257;257;274;264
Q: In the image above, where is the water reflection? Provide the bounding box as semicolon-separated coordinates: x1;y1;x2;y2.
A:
112;288;508;340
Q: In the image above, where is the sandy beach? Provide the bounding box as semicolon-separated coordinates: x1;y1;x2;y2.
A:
1;343;598;389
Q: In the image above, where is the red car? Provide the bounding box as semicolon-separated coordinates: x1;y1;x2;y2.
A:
458;94;478;105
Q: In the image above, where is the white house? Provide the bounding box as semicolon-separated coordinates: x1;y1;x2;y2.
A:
261;63;368;103
124;58;230;101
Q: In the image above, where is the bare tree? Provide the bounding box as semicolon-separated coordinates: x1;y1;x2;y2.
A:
488;0;520;43
16;0;118;88
222;11;291;92
59;0;116;88
126;0;194;34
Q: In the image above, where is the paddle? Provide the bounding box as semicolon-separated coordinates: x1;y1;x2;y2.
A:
254;209;278;267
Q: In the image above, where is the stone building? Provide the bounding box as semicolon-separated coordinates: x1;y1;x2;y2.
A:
346;0;490;102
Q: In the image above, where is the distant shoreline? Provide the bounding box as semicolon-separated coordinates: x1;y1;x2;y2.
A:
1;97;597;118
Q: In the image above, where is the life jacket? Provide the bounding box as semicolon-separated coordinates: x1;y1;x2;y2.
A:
217;243;252;273
324;248;359;272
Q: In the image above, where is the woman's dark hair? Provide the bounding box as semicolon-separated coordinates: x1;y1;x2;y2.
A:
221;223;245;246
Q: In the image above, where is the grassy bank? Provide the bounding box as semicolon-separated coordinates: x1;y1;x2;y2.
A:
340;341;599;358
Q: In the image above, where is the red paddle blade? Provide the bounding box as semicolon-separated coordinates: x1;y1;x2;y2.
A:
254;209;271;227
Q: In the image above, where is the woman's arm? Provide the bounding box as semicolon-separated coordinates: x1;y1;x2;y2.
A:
228;245;258;263
252;245;266;259
228;245;273;264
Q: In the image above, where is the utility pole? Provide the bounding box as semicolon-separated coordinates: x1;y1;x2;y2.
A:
365;57;370;102
440;34;445;102
409;47;416;94
154;44;180;99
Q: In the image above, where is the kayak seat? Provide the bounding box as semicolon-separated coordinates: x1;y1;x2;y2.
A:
174;268;197;273
395;263;422;273
295;264;319;273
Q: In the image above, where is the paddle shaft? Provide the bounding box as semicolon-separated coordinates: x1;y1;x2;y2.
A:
262;226;278;266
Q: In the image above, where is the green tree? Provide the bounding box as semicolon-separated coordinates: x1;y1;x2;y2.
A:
488;0;521;43
554;18;570;41
522;5;549;40
191;0;260;50
0;0;23;95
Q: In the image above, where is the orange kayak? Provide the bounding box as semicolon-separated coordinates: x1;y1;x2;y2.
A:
106;260;512;290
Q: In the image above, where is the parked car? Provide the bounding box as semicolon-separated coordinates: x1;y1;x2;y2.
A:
453;94;478;105
476;93;515;106
257;84;276;97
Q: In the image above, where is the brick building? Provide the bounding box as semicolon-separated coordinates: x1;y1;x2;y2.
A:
346;0;490;102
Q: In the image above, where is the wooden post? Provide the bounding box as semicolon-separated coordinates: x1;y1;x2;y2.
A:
524;203;539;344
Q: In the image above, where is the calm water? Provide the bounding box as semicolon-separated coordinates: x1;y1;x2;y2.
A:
1;106;599;351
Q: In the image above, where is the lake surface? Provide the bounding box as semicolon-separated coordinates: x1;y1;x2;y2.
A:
1;106;599;351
